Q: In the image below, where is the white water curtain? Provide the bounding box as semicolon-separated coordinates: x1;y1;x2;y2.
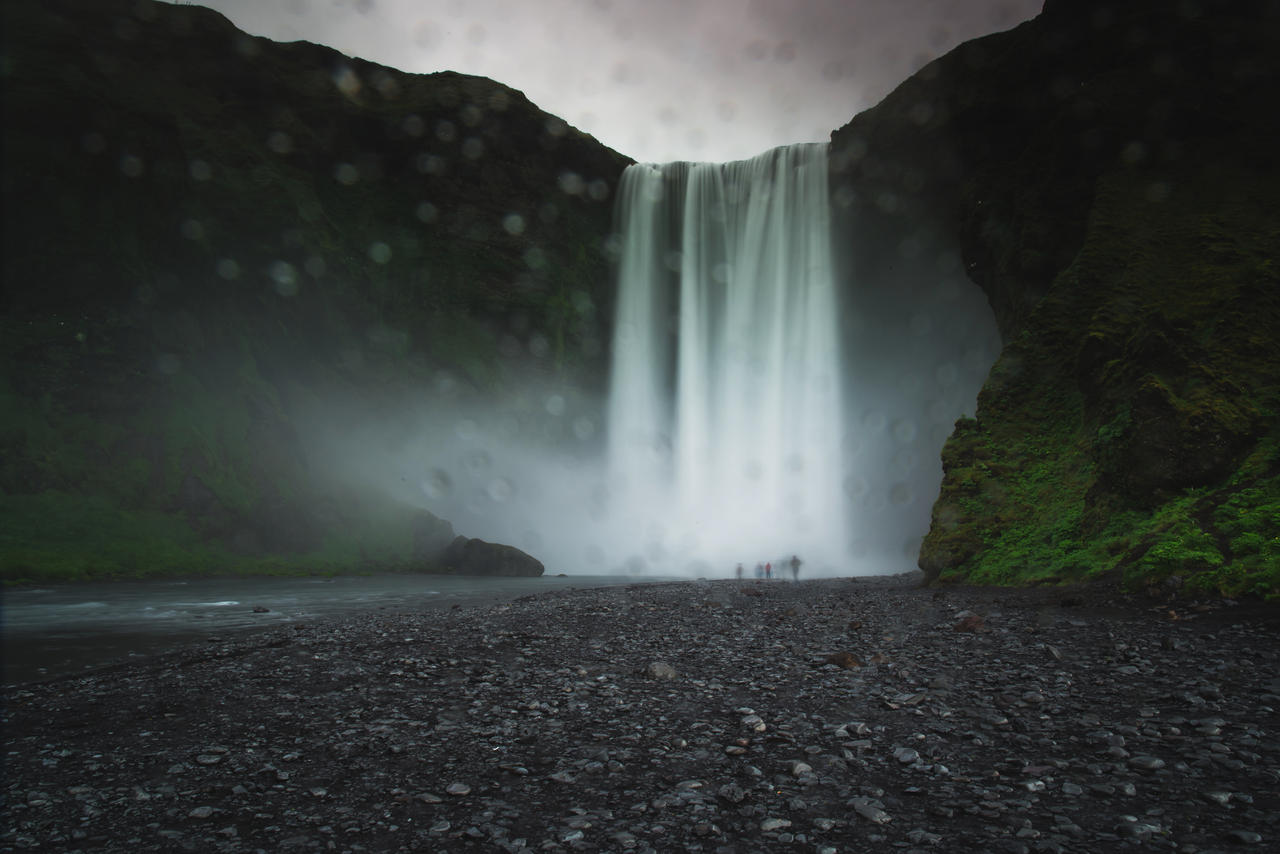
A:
607;143;844;572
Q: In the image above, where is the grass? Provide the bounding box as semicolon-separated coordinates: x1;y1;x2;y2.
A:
924;159;1280;600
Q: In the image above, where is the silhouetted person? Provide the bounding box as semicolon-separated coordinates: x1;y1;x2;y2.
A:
755;562;764;579
735;562;744;580
790;554;801;580
765;561;772;580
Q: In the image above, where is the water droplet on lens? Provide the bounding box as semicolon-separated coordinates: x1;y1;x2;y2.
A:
558;171;584;194
270;261;298;296
216;258;240;280
267;131;293;153
487;477;513;503
843;475;868;498
422;469;452;499
189;159;212;181
334;163;359;185
465;450;491;475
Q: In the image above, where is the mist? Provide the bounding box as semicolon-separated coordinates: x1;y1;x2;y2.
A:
292;146;999;580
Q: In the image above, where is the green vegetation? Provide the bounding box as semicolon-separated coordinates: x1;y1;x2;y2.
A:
0;491;430;585
923;161;1280;599
0;0;629;584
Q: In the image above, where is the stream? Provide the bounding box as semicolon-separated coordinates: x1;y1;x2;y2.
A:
1;572;671;684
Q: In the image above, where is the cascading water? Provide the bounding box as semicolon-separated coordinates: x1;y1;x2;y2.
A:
606;143;846;573
370;143;997;579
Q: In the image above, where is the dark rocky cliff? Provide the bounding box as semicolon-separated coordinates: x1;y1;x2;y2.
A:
831;0;1280;596
1;0;629;580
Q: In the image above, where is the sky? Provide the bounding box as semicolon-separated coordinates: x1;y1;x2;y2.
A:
189;0;1042;164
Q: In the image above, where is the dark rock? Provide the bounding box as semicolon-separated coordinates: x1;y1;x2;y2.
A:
643;661;678;680
441;536;544;577
824;651;863;669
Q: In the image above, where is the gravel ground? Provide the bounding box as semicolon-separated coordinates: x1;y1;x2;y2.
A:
4;574;1278;853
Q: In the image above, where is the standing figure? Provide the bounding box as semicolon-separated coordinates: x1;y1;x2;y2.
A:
735;562;744;580
755;562;764;579
765;561;772;580
790;554;802;581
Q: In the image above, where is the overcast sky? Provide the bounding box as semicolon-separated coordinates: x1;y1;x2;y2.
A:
190;0;1042;164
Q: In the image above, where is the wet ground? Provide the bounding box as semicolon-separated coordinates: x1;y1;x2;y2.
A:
3;575;1278;852
1;573;668;683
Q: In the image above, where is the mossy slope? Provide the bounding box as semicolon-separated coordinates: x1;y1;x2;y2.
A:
1;0;631;582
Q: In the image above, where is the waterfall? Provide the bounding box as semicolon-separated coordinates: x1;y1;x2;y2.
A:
605;143;845;573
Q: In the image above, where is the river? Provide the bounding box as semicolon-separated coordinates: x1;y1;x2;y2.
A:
1;573;676;684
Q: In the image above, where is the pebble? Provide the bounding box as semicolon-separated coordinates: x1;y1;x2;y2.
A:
644;661;678;680
1128;755;1166;771
850;798;892;824
1226;829;1263;844
4;577;1276;853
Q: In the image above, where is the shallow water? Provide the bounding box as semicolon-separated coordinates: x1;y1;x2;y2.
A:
0;573;673;684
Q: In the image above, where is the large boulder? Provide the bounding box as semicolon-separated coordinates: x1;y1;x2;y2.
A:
441;536;544;577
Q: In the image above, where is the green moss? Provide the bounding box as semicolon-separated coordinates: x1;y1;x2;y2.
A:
0;490;436;584
924;154;1280;598
0;492;217;582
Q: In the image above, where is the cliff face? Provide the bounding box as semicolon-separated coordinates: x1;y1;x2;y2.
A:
0;0;630;581
832;1;1280;596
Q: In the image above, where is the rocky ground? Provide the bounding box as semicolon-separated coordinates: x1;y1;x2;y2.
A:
3;574;1278;853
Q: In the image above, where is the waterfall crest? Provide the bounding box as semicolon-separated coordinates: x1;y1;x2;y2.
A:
606;143;845;573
